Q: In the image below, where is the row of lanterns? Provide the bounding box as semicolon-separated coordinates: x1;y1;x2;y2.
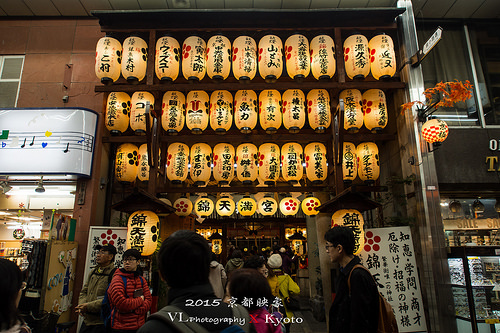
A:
341;142;380;183
96;33;395;84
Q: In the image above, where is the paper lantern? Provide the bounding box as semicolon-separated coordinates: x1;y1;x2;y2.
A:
190;143;212;185
258;143;280;186
121;36;148;83
213;143;235;185
127;210;159;256
285;34;310;80
356;142;380;183
342;142;358;183
280;197;300;216
281;142;303;184
282;89;306;134
210;90;233;133
258;35;283;82
236;143;258;184
421;119;449;144
234;90;258;134
182;36;206;81
105;92;130;134
173;196;193;216
216;196;235;217
238;195;257;216
343;34;370;80
155;36;180;81
161;91;185;135
301;196;321;216
307;89;331;133
340;89;363;133
186;90;210;134
310;35;336;80
115;143;139;183
166;142;189;184
232;36;257;81
362;89;388;133
258;196;278;216
130;91;155;134
331;209;365;255
206;35;231;81
369;34;396;80
95;36;122;84
259;90;282;134
304;142;327;184
212;239;223;255
137;144;149;181
194;196;214;217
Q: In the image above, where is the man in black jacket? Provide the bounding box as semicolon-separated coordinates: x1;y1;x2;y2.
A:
325;226;379;333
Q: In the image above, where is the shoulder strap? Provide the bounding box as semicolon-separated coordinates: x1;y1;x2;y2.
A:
347;264;374;294
108;267;117;284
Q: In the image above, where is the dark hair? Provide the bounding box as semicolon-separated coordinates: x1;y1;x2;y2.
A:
324;226;355;255
0;259;23;330
244;255;266;270
96;243;117;260
123;248;141;261
228;269;273;311
158;230;211;288
231;249;243;259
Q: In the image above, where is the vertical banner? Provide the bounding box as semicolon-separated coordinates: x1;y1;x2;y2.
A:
360;226;427;332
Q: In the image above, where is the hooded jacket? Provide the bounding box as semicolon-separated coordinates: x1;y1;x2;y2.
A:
225;258;244;276
208;260;227;299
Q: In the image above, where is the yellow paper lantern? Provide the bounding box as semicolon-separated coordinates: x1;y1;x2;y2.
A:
213;143;235;185
258;35;283;83
166;142;189;184
307;89;331;133
126;210;159;256
356;142;380;183
232;36;257;81
137;144;149;182
331;209;365;255
281;142;303;184
155;36;180;82
236;143;258;184
186;90;210;134
212;239;223;255
280;197;300;216
121;36;148;83
194;196;214;217
115;143;139;183
362;89;388;133
130;91;155;134
301;196;321;216
258;196;278;216
369;34;396;80
173;196;193;216
282;89;306;134
95;36;122;84
216;196;235;217
105;92;130;135
259;90;282;134
234;90;258;134
258;143;280;186
210;90;233;133
304;142;327;184
421;119;449;144
238;195;257;216
340;89;363;133
182;36;206;81
161;91;185;135
206;35;231;81
285;34;310;80
343;34;370;80
342;142;358;183
190;143;212;185
310;35;336;80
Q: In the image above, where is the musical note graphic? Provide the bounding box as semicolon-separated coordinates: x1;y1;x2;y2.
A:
0;130;9;140
21;138;26;148
63;143;69;153
29;136;35;146
4;132;94;153
77;137;85;144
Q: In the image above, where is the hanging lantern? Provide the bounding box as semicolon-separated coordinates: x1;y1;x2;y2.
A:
186;90;210;134
95;36;122;84
331;209;365;255
121;36;148;83
232;36;257;81
155;35;180;81
258;195;278;216
285;34;310;80
190;143;212;186
258;143;280;186
304;142;327;184
194;196;214;217
173;196;193;217
280;197;300;216
105;92;130;135
212;238;223;255
115;143;139;183
126;210;159;256
206;35;231;81
161;91;185;135
258;35;283;83
342;142;358;183
182;36;206;81
340;89;363;133
130;91;154;134
234;90;258;134
213;143;235;185
356;142;380;183
210;90;233;133
421;119;449;144
368;33;396;80
216;195;235;217
166;142;189;184
281;142;303;184
259;90;282;134
307;89;331;133
301;195;321;216
137;144;149;181
282;89;306;134
343;34;370;80
310;35;336;80
362;89;388;133
238;195;257;217
236;143;258;184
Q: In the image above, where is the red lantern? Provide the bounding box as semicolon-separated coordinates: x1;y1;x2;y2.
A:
155;36;180;82
421;119;449;144
284;34;310;80
206;35;231;81
258;35;283;83
232;36;257;81
282;89;306;134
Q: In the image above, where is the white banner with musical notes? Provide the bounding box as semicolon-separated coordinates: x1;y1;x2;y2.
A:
0;108;98;176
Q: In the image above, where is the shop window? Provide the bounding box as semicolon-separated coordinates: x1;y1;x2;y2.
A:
0;56;24;108
441;198;498;220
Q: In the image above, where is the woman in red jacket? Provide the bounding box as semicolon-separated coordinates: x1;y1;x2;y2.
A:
108;249;152;333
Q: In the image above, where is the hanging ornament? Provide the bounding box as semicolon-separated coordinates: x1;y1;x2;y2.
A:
216;195;235;217
166;142;189;184
206;35;231;81
343;34;370;80
307;89;331;133
95;36;122;84
368;33;396;80
115;143;139;183
282;89;306;134
259;89;282;134
258;195;278;216
342;142;358;183
213;143;235;185
304;142;327;184
258;143;280;186
182;36;206;81
301;195;321;216
310;34;336;80
121;36;148;83
362;89;388;133
137;144;149;182
126;210;159;256
284;34;310;80
281;142;303;184
161;91;185;135
258;35;283;83
356;142;380;183
105;92;130;135
234;90;258;134
190;143;212;186
130;91;155;134
340;89;363;133
209;90;233;133
280;197;300;216
173;196;193;217
186;90;210;134
421;119;449;144
238;195;257;217
236;143;258;184
155;35;180;82
232;36;257;81
194;196;214;217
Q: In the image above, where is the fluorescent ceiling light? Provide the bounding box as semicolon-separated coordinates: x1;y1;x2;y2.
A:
7;185;76;196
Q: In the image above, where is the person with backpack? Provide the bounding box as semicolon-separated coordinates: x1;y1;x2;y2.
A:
208;252;227;299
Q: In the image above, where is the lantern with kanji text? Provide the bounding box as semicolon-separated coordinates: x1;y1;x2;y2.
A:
258;195;278;216
190;143;212;185
304;142;327;184
238;195;257;217
340;89;363;133
368;34;396;80
258;35;283;83
194;196;214;217
232;36;257;81
115;143;139;183
282;89;306;134
343;34;370;80
285;34;310;80
155;36;180;81
216;195;235;217
105;92;130;135
166;142;189;184
280;197;300;216
130;91;154;134
210;90;233;133
301;195;321;216
421;119;449;144
95;36;122;84
259;90;282;134
281;142;303;184
137;144;149;181
121;36;148;83
173;196;193;217
234;90;258;134
342;142;358;183
186;90;209;134
126;210;159;256
356;142;380;183
258;143;280;186
362;89;388;133
331;209;365;255
206;35;231;81
310;35;336;80
161;91;185;135
182;36;206;81
236;143;258;184
213;143;235;185
307;89;331;133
